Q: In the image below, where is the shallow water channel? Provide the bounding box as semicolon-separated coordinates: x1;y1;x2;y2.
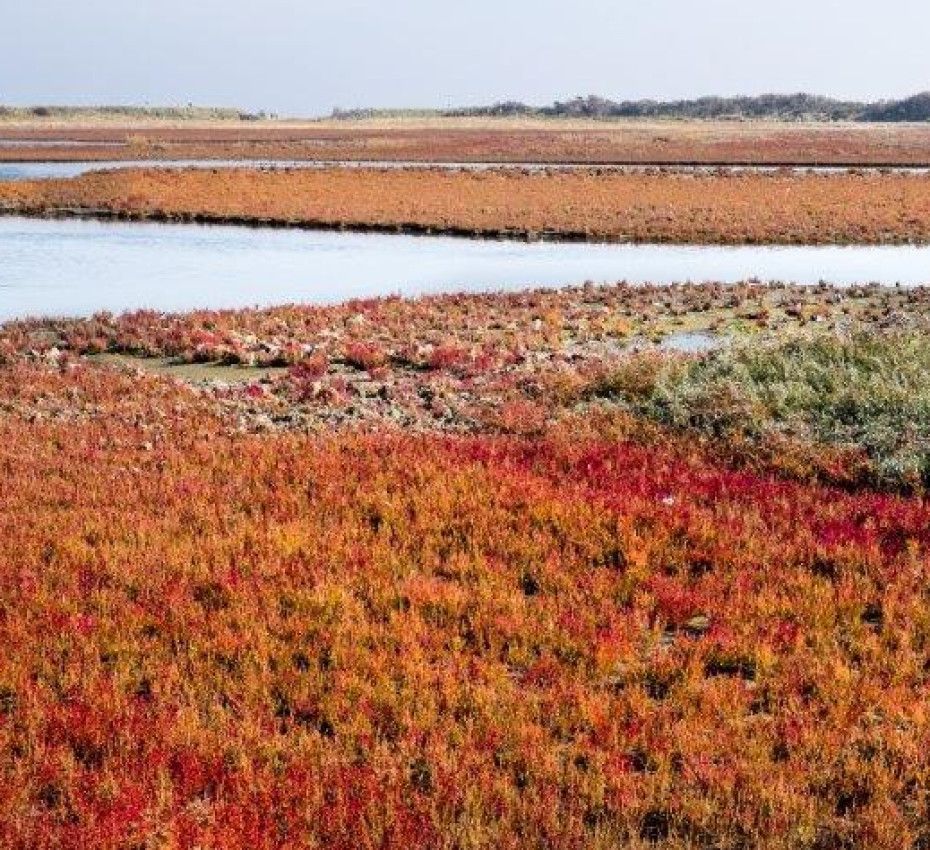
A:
1;215;928;322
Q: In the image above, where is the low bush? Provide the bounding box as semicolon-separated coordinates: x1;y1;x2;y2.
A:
606;332;930;491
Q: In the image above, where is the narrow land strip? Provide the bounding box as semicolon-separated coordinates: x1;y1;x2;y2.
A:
6;119;930;165
2;167;930;244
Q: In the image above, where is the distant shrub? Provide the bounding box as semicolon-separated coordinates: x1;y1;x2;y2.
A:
861;92;930;122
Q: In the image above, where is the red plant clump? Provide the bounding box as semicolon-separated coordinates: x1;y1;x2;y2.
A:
343;341;388;371
0;362;929;848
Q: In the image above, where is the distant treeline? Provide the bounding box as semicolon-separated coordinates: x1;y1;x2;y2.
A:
334;93;930;122
8;95;930;123
0;105;275;121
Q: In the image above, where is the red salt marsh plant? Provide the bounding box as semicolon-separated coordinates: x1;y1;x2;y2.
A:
7;119;930;165
5;167;930;244
1;363;930;848
344;341;388;371
9;282;930;370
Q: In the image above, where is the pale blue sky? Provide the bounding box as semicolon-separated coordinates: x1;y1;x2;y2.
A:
3;0;928;115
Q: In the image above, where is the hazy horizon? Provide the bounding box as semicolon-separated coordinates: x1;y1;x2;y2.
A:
3;0;929;117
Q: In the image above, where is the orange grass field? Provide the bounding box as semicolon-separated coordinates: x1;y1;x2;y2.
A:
3;167;930;244
3;286;930;848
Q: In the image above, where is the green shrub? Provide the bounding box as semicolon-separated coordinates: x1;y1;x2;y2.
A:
603;332;930;491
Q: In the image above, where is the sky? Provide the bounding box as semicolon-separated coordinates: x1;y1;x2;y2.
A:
2;0;929;116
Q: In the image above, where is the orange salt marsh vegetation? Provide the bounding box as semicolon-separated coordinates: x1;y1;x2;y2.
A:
4;282;930;847
3;166;930;244
1;359;930;850
6;120;930;165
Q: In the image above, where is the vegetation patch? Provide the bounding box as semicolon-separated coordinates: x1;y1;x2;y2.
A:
597;332;930;491
3;285;930;846
4;167;930;244
0;360;929;848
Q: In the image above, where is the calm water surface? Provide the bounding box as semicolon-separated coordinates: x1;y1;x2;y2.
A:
1;216;928;321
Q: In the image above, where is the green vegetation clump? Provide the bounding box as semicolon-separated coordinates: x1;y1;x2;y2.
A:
598;332;930;490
